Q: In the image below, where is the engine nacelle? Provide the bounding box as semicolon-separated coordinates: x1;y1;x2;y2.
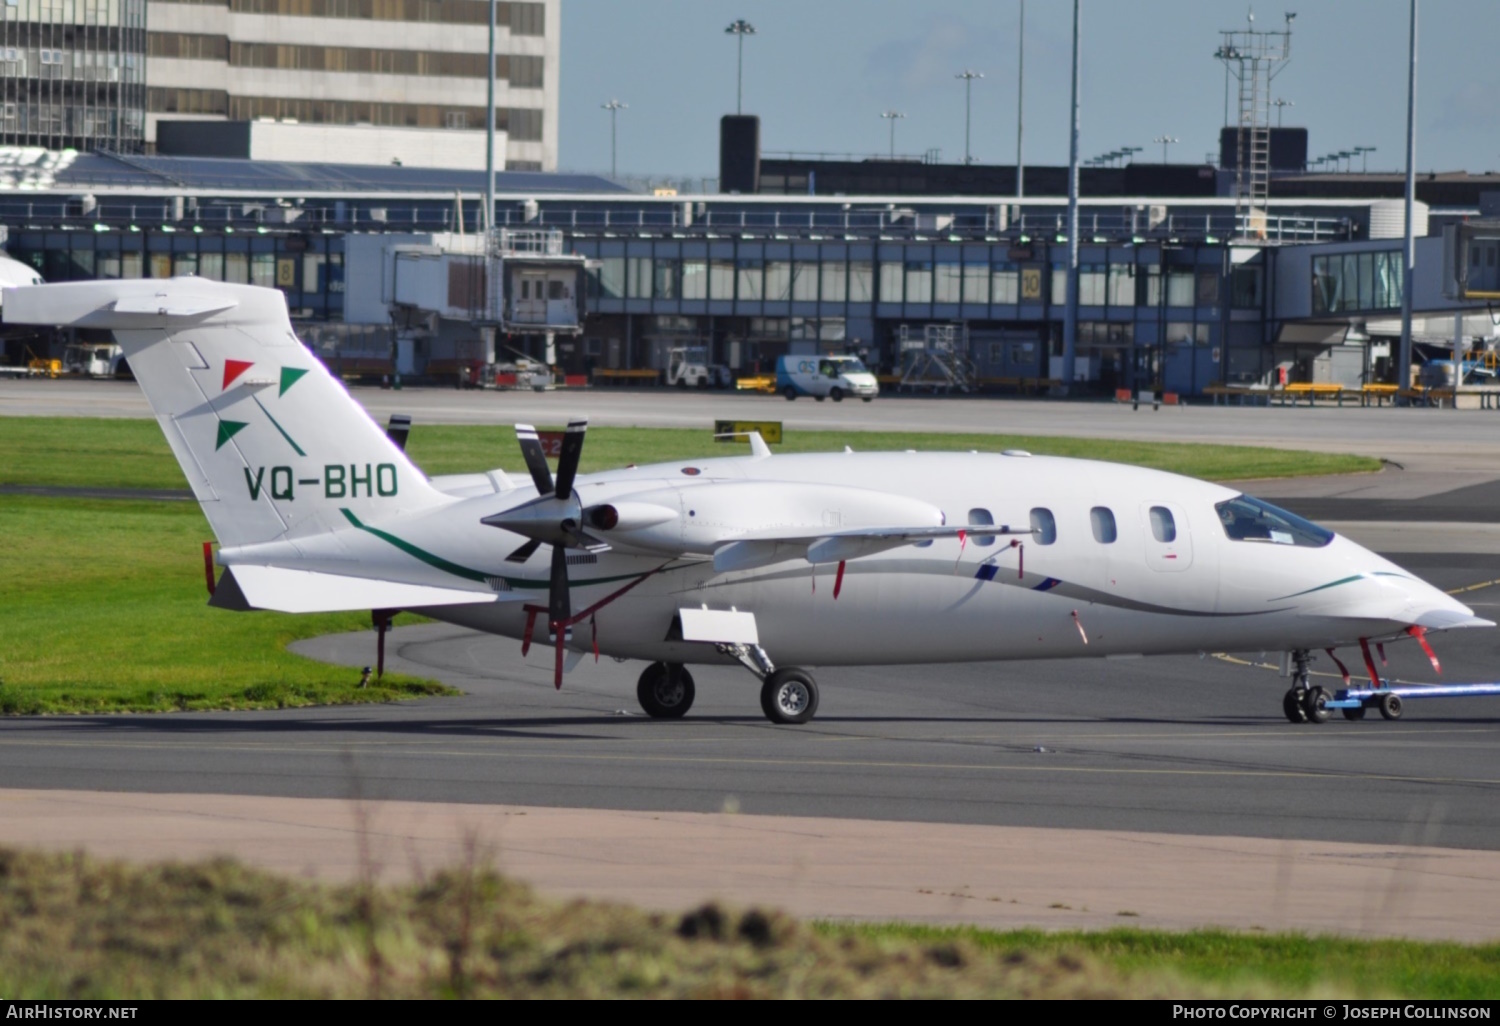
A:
584;481;944;558
583;501;679;532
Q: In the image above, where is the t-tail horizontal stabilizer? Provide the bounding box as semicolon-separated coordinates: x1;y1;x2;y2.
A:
211;565;506;614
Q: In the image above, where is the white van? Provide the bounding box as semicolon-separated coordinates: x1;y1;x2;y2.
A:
776;355;879;402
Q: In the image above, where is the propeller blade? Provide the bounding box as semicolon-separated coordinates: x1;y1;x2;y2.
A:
506;538;542;563
516;423;554;495
385;413;411;452
549;543;571;626
553;417;588;500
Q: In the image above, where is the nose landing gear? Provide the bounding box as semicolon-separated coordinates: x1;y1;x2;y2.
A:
1282;649;1316;723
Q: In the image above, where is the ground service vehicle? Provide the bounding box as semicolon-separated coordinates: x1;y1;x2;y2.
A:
776;355;878;402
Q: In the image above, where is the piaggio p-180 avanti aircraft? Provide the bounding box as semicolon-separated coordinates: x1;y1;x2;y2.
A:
6;279;1492;724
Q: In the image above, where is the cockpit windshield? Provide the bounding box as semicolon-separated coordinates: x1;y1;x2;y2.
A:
1215;495;1334;548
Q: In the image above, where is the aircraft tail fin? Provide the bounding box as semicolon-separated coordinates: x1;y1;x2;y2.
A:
2;279;451;547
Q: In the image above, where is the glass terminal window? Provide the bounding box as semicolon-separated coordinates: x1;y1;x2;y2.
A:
1215;495;1333;548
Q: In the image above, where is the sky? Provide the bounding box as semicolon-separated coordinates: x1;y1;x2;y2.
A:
558;0;1500;182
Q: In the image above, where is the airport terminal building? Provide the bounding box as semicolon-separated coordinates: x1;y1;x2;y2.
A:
1;142;1497;397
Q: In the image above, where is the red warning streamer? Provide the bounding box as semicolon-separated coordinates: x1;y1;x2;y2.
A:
833;560;846;599
202;541;216;596
1407;625;1442;674
1358;637;1382;689
1324;648;1351;686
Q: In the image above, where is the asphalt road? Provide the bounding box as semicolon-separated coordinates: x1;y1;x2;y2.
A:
5;377;1500;472
3;551;1497;851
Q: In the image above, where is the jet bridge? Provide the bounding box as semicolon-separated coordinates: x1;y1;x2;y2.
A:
345;228;587;383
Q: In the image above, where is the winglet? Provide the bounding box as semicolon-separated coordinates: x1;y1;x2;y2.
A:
712;430;772;459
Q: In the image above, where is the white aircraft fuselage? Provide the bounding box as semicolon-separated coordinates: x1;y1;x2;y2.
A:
224;449;1472;667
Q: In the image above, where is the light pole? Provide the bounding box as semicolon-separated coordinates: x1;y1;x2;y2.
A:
1015;0;1025;198
1122;145;1143;165
1273;98;1294;127
956;69;983;164
725;19;756;115
1354;145;1376;172
1062;0;1080;395
484;0;496;232
601;99;626;179
1153;135;1179;162
1337;149;1354;172
1398;0;1418;399
880;110;905;159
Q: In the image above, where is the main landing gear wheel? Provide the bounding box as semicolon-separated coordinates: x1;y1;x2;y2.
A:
760;668;819;725
1282;688;1308;724
1302;686;1331;724
1342;705;1367;721
1378;692;1404;721
637;662;695;719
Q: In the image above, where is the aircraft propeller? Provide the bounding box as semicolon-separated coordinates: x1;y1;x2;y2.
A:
480;419;605;629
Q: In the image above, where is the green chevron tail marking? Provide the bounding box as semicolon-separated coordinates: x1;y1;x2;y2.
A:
215;420;248;451
279;366;308;397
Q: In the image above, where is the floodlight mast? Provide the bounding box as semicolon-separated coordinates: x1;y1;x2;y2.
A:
880;110;905;159
1215;11;1293;239
725;20;756;115
956;69;983;165
485;0;496;233
601;99;627;179
1016;0;1025;199
1398;0;1418;402
1061;0;1080;396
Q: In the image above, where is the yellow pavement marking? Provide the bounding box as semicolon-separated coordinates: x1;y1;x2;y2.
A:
1449;577;1500;596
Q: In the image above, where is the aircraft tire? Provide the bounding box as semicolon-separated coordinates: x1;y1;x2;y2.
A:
783;386;797;401
1378;693;1403;721
1303;686;1331;723
761;669;819;725
1342;705;1367;721
1282;688;1307;723
637;662;695;719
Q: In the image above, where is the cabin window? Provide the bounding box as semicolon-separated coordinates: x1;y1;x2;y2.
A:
968;508;996;546
1149;506;1176;543
1215;495;1333;548
1029;507;1056;546
1090;506;1117;544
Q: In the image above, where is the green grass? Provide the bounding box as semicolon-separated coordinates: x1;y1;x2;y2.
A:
821;923;1500;999
9;846;1470;1000
0;495;449;713
1;416;1380;490
5;847;1496;998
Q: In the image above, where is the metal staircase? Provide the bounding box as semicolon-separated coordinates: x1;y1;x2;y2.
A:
896;323;978;393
